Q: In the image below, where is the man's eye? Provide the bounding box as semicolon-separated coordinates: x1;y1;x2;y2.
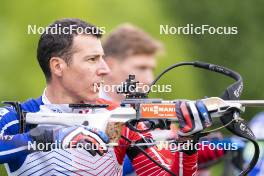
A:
137;66;148;71
86;57;97;62
89;58;96;61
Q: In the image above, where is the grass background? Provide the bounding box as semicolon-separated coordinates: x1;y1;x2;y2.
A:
1;0;264;175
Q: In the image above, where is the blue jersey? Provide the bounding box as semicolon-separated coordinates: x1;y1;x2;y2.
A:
0;96;122;176
0;97;42;173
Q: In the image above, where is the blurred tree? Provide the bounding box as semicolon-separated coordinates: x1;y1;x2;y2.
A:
159;0;264;119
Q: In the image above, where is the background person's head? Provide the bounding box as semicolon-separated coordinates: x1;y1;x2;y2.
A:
103;23;163;101
37;18;110;103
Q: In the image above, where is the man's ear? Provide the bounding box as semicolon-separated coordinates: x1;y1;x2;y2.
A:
49;57;67;77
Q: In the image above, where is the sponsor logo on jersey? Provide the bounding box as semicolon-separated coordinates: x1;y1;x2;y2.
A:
0;135;13;140
140;104;177;118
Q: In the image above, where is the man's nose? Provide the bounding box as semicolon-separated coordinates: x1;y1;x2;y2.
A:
96;58;110;76
145;71;154;85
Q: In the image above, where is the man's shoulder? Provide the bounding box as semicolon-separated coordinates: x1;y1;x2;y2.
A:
0;96;43;134
0;107;13;120
0;96;43;121
0;104;19;121
21;96;43;112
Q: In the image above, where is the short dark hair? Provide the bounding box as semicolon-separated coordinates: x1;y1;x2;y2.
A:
103;23;163;60
37;18;102;82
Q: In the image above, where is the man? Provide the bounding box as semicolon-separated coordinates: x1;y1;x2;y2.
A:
102;23;162;103
102;24;166;176
0;18;217;176
102;24;226;176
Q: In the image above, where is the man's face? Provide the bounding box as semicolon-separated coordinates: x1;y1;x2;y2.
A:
60;35;110;102
108;55;156;86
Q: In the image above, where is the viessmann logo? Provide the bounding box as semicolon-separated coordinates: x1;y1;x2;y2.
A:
140;104;176;118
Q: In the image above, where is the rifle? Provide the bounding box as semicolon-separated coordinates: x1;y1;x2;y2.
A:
4;61;264;176
18;97;264;129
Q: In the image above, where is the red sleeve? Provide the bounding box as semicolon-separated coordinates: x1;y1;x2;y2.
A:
197;143;224;165
171;151;198;176
132;148;197;176
114;144;198;176
113;141;127;165
104;99;198;175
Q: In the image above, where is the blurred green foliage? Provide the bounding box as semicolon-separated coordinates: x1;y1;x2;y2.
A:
0;0;264;175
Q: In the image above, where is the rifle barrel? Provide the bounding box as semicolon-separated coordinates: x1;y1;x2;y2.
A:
228;100;264;107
